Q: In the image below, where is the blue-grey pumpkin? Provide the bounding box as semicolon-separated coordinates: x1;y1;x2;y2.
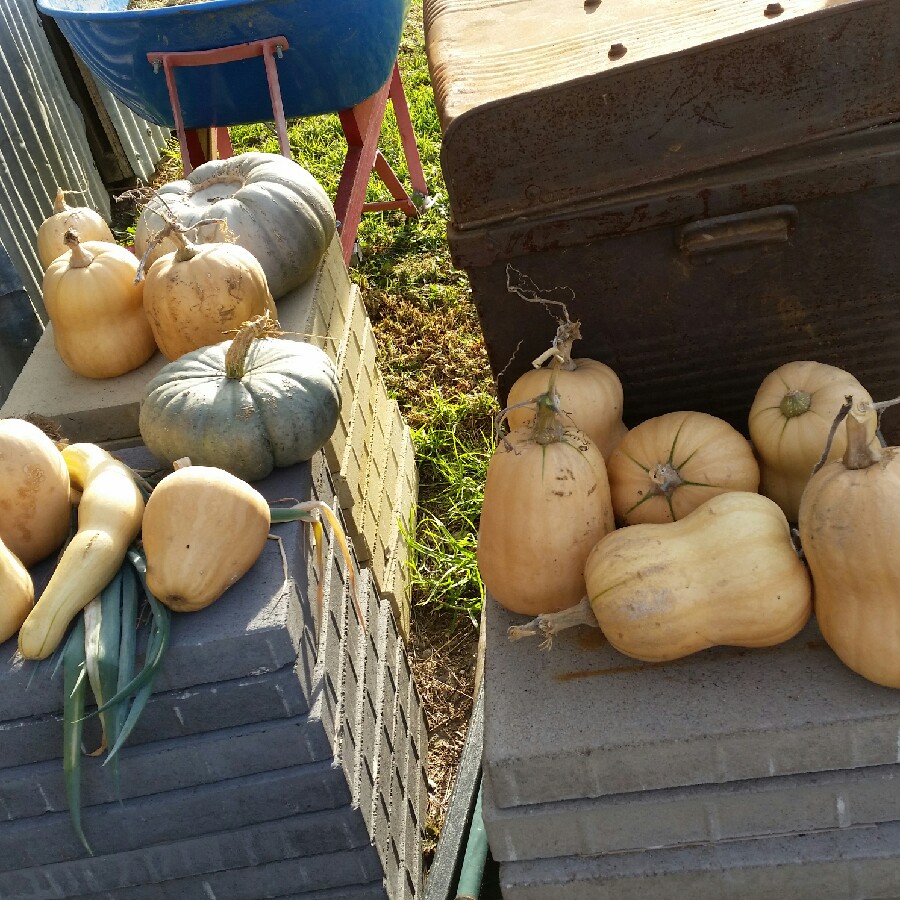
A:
139;318;340;482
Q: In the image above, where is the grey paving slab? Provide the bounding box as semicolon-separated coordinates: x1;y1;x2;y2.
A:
82;845;385;900
0;709;331;822
482;762;900;862
0;449;323;723
1;804;371;899
498;820;900;900
0;635;316;770
0;760;351;872
484;596;900;809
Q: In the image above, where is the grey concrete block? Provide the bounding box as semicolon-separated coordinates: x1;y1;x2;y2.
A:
339;568;375;807
2;804;371;899
484;597;900;809
1;623;318;770
482;763;900;862
0;760;352;872
264;887;388;900
85;845;385;900
0;711;331;822
359;577;393;836
498;820;900;900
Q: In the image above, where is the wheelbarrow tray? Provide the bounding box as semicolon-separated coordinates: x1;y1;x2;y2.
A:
36;0;411;128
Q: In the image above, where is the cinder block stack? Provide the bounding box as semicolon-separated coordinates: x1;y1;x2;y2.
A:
0;448;427;900
481;597;900;899
308;246;418;642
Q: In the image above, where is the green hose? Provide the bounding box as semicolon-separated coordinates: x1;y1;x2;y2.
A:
455;775;488;900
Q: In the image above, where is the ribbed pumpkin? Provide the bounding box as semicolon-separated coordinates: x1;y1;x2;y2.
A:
142;228;277;361
799;408;900;688
749;360;879;522
505;321;627;460
139;316;340;482
142;465;271;612
36;188;114;270
606;411;760;525
584;491;811;662
0;418;71;566
43;230;157;379
477;384;614;616
133;152;336;299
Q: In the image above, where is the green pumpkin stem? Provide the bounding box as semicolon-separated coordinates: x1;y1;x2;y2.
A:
781;389;812;418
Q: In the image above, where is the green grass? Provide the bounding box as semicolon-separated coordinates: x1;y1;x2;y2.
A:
217;1;494;625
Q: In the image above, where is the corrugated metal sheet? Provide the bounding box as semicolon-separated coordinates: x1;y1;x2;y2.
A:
0;0;109;321
96;87;170;184
0;0;167;326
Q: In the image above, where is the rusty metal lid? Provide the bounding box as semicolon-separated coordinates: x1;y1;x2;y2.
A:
425;0;900;230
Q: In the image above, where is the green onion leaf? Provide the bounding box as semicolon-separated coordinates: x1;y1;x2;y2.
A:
103;549;170;765
62;616;92;855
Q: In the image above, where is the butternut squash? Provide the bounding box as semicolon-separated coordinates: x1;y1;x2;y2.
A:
748;361;878;522
510;492;811;662
606;411;759;525
799;408;900;688
0;536;33;644
506;321;627;460
141;465;271;612
18;444;144;660
0;418;71;566
478;385;614;616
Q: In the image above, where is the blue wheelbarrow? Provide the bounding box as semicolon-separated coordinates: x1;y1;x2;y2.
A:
37;0;428;264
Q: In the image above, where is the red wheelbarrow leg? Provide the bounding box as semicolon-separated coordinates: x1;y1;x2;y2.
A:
184;128;234;170
335;62;429;265
336;78;393;265
388;63;428;198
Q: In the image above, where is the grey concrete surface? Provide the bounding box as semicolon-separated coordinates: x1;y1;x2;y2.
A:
1;803;371;899
0;760;351;872
484;596;900;809
482;762;900;861
0;710;331;821
499;820;900;900
82;845;385;900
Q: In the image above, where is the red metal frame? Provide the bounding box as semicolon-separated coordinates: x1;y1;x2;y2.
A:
148;40;428;265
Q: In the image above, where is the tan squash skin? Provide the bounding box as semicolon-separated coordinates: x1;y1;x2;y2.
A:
143;237;277;361
43;232;157;379
478;393;614;617
37;189;114;270
19;444;145;660
606;411;760;525
0;536;34;644
585;491;811;663
142;466;271;612
799;412;900;688
748;360;878;523
506;359;628;460
0;418;71;567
